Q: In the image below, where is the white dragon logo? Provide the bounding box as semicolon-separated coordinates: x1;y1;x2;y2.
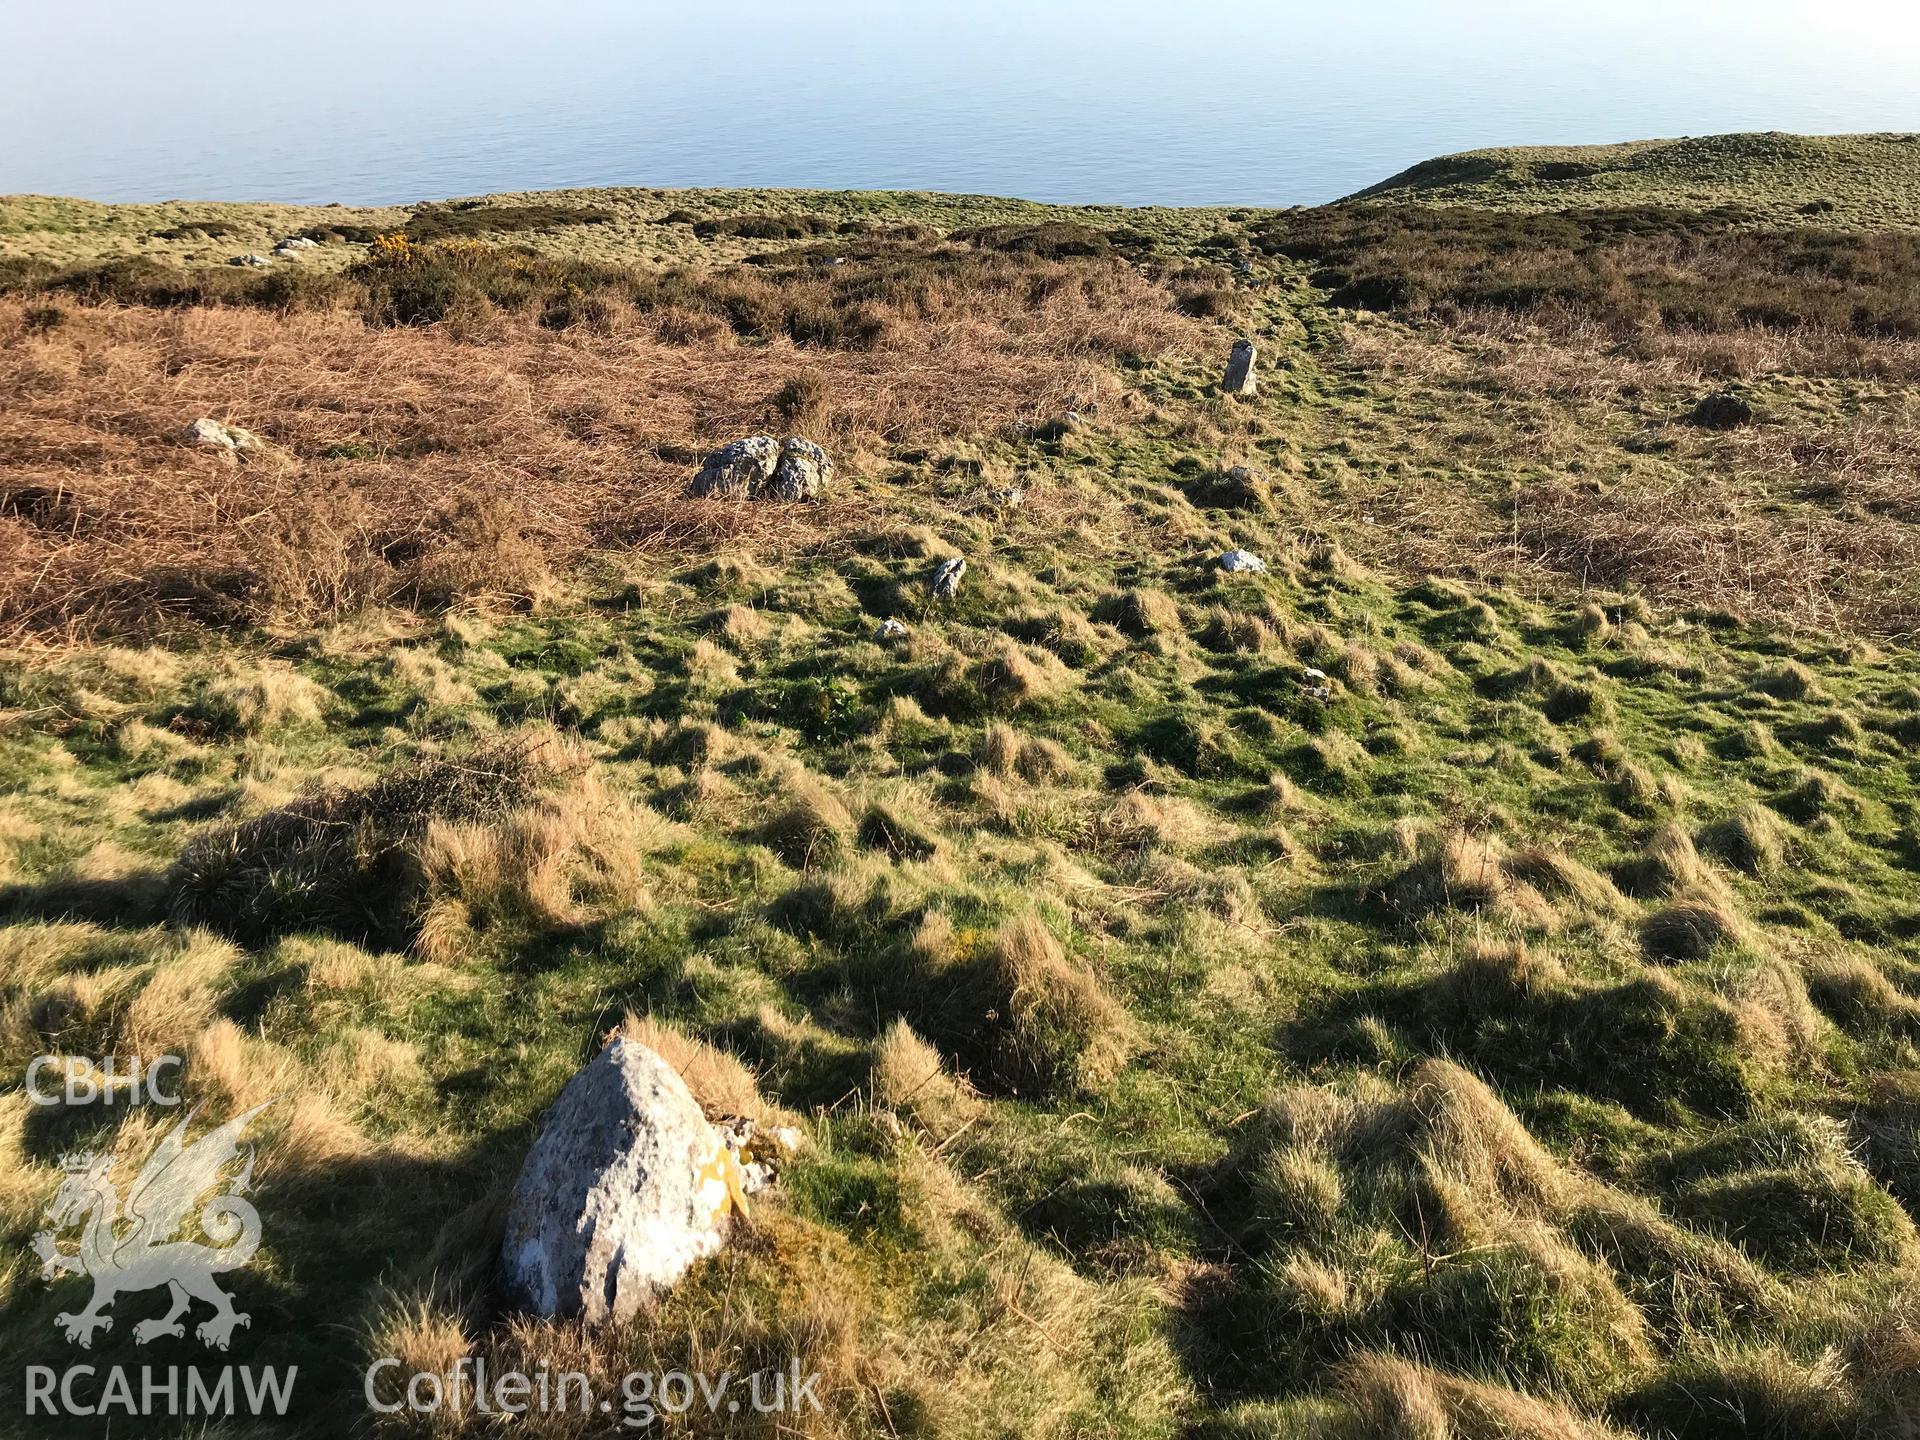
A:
32;1099;277;1350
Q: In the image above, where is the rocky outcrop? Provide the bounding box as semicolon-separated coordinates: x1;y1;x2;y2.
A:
690;436;832;501
767;438;833;501
1217;548;1267;574
1222;340;1258;396
229;254;272;269
689;436;781;498
499;1038;742;1325
715;1116;805;1196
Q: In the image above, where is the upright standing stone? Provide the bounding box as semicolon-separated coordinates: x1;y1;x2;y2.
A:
499;1039;739;1325
929;556;967;599
1222;340;1258;397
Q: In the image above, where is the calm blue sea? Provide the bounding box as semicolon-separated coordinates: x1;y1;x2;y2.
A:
6;0;1919;206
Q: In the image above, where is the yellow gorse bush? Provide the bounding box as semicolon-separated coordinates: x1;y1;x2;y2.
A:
369;232;416;265
369;234;492;269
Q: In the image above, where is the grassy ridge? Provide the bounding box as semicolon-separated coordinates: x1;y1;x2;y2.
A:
0;187;1249;271
5;137;1920;1437
1350;130;1920;227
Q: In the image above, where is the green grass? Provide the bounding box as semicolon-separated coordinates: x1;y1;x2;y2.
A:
0;185;1251;274
7;465;1920;1435
7;134;1920;1438
1350;130;1920;227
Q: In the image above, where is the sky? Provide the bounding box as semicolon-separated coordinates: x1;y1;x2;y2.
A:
4;1;1919;206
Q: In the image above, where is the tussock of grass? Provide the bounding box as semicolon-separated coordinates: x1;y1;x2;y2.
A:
1331;1351;1630;1440
1423;939;1570;1028
1699;803;1790;874
856;787;942;861
989;912;1136;1093
1184;463;1276;512
1387;826;1508;914
1622;822;1721;898
760;769;855;868
1805;954;1920;1033
871;1017;979;1134
1641;892;1745;962
871;908;1135;1096
1242;1061;1653;1403
1098;789;1226;854
1776;766;1866;822
1502;844;1631;918
168;733;650;956
1561;1189;1780;1339
976;638;1068;708
1614;1348;1862;1440
1752;658;1823;700
1306;730;1372;793
615;1012;769;1121
1385;828;1562;927
1259;769;1302;815
1199;606;1276;655
979;720;1075;782
1669;1148;1917;1273
186;660;332;735
1093;587;1184;640
1567;602;1615;650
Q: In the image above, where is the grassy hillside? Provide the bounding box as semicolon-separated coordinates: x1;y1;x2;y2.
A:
1349;131;1920;227
0;188;1249;271
5;140;1920;1438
